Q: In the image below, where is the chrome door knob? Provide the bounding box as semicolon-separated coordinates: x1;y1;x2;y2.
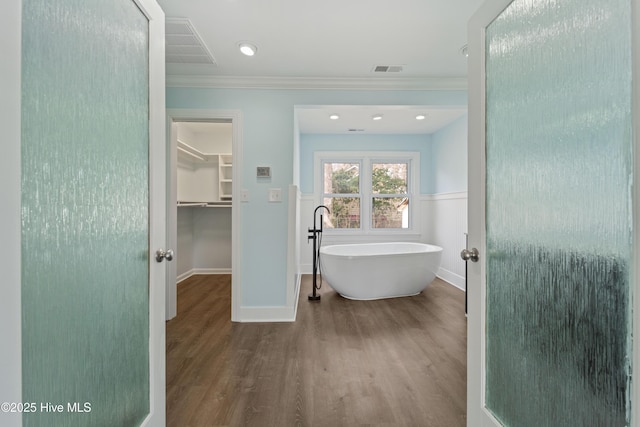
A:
460;247;479;262
155;249;174;263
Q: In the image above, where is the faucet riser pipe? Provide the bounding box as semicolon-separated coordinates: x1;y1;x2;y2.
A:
308;205;329;302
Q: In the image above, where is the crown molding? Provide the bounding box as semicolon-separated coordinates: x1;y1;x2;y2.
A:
165;74;468;91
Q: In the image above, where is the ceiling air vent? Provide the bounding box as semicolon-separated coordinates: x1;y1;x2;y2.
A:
165;18;216;65
372;65;404;73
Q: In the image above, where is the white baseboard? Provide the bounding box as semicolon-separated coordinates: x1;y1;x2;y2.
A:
236;305;296;323
437;267;466;291
292;273;302;321
177;268;232;284
176;269;296;322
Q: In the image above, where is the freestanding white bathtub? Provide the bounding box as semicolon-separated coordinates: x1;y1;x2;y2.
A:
319;242;443;300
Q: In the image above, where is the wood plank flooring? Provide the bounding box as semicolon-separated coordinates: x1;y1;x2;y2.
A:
166;275;467;427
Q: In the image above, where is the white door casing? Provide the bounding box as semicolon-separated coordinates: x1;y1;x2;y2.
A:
140;0;167;424
166;109;242;322
467;1;498;424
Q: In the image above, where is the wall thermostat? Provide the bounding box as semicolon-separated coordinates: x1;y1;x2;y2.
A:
257;166;271;178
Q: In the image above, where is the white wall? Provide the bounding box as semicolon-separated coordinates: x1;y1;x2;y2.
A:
176;207;232;282
192;208;232;271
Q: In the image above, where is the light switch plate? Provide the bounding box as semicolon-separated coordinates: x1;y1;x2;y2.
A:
268;188;282;202
240;189;249;202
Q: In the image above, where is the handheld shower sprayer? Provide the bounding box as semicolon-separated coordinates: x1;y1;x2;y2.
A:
308;205;330;301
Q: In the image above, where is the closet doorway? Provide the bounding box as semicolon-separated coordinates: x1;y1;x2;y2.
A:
166;109;242;321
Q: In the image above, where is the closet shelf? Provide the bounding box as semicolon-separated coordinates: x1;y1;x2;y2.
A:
177;139;218;163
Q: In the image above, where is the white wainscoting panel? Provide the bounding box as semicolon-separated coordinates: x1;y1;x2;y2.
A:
421;192;468;290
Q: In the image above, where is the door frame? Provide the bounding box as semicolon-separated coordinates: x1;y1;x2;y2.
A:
165;109;242;321
139;0;167;425
466;0;494;424
467;0;640;425
0;1;23;425
0;1;167;426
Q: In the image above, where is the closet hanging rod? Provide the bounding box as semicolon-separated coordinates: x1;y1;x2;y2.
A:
177;202;207;207
177;202;231;208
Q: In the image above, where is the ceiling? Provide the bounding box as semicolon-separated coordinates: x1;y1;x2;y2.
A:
157;0;480;133
296;105;466;134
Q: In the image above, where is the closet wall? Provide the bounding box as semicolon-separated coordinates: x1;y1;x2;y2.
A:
176;122;232;281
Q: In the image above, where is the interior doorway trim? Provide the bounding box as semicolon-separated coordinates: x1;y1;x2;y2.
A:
166;109;242;321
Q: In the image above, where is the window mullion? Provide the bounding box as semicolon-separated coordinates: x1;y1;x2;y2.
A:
362;157;372;232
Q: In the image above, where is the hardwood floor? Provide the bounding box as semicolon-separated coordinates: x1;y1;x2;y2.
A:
166;275;467;427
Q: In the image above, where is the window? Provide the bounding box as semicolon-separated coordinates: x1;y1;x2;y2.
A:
316;152;419;233
371;162;408;229
322;162;361;228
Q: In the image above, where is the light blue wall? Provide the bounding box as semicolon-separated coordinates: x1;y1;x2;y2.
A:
299;133;432;194
166;87;467;307
430;114;468;193
300;114;468;195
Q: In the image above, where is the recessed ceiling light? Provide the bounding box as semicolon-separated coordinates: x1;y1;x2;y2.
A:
372;114;383;121
416;114;426;120
239;42;257;56
329;114;340;120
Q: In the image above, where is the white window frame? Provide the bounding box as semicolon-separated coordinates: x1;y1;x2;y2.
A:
314;151;420;236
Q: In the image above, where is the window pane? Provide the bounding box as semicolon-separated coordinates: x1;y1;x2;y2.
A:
372;163;407;194
323;197;360;229
372;197;408;229
324;162;359;194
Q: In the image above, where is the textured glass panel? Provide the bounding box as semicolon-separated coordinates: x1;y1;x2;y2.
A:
21;0;149;426
323;197;361;229
485;0;633;426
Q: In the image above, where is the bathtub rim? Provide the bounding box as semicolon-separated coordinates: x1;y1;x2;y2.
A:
319;241;443;259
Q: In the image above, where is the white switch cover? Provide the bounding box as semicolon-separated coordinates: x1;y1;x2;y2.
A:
268;188;282;202
241;189;249;202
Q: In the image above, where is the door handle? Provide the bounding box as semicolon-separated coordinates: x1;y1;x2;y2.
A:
155;249;174;263
460;247;479;262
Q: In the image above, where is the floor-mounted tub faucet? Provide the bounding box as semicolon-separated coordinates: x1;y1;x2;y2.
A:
308;205;330;301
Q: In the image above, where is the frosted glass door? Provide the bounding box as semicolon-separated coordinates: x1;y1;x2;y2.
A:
21;0;151;425
481;0;634;426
